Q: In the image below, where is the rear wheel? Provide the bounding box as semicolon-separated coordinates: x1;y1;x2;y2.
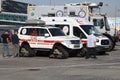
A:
19;45;35;57
50;45;69;59
77;47;87;57
81;47;87;57
103;33;115;51
98;51;106;55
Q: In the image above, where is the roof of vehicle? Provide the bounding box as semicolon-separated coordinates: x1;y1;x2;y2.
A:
19;26;59;29
39;17;93;25
25;19;46;25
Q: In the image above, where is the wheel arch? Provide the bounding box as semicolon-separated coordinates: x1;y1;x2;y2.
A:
50;42;69;59
52;42;68;50
21;41;30;47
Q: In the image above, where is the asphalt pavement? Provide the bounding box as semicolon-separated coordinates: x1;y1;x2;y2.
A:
0;42;120;80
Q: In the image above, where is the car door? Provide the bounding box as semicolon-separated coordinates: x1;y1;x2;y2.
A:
37;28;52;49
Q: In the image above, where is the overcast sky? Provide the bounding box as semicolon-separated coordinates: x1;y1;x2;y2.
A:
15;0;120;17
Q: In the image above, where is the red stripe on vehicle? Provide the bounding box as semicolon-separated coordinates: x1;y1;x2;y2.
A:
44;40;63;43
81;39;87;44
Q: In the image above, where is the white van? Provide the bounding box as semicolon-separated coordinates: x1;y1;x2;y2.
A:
39;17;110;54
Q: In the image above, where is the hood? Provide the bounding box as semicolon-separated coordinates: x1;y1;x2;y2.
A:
48;36;80;41
96;35;109;40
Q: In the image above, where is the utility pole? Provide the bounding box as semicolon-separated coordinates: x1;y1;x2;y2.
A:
114;6;117;36
0;0;2;12
50;0;51;5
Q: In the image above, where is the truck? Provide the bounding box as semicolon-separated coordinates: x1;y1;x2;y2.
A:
88;14;116;51
86;4;118;51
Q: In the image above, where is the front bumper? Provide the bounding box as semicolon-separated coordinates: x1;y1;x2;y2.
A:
66;43;83;49
95;46;109;52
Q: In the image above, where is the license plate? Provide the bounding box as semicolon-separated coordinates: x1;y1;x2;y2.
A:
104;46;109;48
74;44;80;48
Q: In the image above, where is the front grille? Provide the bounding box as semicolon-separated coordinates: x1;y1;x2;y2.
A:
71;40;80;44
101;40;109;45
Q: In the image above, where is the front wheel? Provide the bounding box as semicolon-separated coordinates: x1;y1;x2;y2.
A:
50;45;69;59
19;45;35;57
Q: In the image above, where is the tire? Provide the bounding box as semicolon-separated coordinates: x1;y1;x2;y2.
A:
103;33;115;51
50;45;69;59
80;47;87;57
98;51;106;55
19;45;35;57
77;44;87;57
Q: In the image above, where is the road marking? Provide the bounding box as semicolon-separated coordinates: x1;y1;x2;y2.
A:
0;62;120;70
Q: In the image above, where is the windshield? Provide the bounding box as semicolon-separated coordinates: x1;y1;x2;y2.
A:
49;28;66;36
80;25;101;35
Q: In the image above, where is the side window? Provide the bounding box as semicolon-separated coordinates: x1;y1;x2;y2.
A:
48;13;55;17
93;19;104;27
69;11;76;16
31;28;38;36
73;27;86;38
38;28;49;36
20;28;38;36
55;24;70;35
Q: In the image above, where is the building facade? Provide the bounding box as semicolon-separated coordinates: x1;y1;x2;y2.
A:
0;0;28;26
0;0;29;42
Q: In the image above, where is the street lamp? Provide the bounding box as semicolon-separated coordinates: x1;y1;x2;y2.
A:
118;9;120;31
114;6;117;36
0;0;1;11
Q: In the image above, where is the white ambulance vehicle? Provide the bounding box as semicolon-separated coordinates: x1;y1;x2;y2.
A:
39;17;110;54
18;22;82;59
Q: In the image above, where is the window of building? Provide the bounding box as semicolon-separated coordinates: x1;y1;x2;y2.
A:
0;14;3;19
2;0;28;14
0;13;27;22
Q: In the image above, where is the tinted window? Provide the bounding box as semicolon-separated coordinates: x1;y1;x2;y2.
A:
20;28;38;36
20;28;49;36
55;25;70;35
93;19;104;27
80;25;101;35
49;28;65;36
38;28;49;36
73;27;86;38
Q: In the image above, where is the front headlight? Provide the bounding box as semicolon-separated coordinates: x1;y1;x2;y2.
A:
64;40;71;44
96;39;99;42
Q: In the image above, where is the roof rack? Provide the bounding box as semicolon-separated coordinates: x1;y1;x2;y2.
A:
25;19;46;26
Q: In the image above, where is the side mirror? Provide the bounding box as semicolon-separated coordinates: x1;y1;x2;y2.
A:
100;19;104;29
44;33;50;37
93;19;97;26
